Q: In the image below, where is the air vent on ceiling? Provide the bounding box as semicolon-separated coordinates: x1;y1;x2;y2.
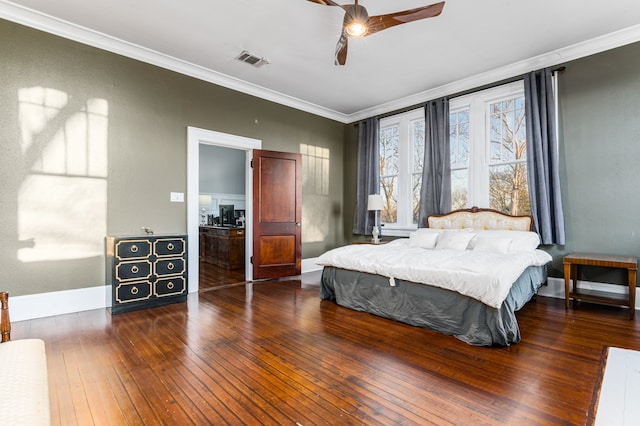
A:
236;50;270;68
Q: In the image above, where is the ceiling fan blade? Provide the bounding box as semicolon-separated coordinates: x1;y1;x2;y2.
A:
307;0;341;6
335;32;348;65
366;1;445;36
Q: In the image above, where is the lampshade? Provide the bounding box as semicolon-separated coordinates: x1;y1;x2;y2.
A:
199;194;212;207
367;194;384;211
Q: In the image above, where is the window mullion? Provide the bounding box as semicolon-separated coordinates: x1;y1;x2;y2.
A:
468;97;485;207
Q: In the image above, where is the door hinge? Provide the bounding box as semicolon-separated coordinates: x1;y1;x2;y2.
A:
250;159;253;168
250;256;253;264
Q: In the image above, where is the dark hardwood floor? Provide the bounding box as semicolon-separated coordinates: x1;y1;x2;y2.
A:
199;260;246;290
12;273;640;425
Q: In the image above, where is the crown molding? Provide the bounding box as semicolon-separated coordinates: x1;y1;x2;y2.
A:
0;1;350;123
346;24;640;123
2;1;639;125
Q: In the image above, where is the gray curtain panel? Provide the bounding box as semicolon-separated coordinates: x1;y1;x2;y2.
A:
353;117;380;235
524;68;565;245
418;97;451;227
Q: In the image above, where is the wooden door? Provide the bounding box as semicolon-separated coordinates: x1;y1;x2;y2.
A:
252;149;302;280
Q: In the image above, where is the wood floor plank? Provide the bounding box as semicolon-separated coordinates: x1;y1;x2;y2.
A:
222;336;390;425
10;271;640;425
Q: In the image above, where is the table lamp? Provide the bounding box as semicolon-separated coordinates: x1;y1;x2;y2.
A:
367;194;384;244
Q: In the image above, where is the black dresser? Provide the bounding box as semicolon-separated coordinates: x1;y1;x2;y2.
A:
106;235;188;314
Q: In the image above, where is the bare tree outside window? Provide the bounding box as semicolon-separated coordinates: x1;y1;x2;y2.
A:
376;88;527;233
377;108;430;231
379;125;399;223
488;98;529;216
412;121;425;224
448;84;529;215
450;109;470;210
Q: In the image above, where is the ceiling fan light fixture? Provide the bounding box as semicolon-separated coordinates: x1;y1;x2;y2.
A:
310;0;446;65
343;3;369;37
345;21;367;37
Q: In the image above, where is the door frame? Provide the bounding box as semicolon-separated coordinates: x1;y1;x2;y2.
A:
187;126;261;292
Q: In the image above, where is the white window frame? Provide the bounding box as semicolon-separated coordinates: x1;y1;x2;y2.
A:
449;80;526;208
379;108;424;237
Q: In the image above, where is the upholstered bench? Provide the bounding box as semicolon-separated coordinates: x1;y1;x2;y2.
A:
0;292;50;425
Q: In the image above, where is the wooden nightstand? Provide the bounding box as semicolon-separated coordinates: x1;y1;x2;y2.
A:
563;253;637;319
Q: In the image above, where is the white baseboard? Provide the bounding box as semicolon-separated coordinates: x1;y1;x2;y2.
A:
539;277;640;309
10;285;110;323
302;257;322;274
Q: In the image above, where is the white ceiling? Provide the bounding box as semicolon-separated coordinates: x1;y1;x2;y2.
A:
2;0;640;123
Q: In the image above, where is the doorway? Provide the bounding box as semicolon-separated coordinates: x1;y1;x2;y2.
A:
187;126;261;293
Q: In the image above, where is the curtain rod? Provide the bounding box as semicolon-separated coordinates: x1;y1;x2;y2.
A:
355;65;567;125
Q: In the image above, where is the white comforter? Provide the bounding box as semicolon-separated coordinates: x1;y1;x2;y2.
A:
316;239;552;309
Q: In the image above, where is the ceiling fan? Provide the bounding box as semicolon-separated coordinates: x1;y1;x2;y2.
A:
308;0;445;65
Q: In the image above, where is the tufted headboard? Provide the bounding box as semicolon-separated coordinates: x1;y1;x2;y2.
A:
427;207;533;231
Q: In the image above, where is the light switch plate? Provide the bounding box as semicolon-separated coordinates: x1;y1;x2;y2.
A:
170;192;184;202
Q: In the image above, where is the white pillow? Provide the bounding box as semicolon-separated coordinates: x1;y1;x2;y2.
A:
472;235;512;254
435;230;475;251
473;230;540;253
409;228;440;249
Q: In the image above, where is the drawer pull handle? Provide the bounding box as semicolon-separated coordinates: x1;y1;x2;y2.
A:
167;282;174;290
131;265;139;274
131;286;139;295
167;262;174;270
167;243;174;250
130;245;138;253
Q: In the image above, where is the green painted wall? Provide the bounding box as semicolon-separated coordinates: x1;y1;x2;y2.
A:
0;19;346;296
546;41;640;281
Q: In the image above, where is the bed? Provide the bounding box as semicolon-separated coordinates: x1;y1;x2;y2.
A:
317;207;552;346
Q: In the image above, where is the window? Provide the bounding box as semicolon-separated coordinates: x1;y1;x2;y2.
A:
378;108;424;233
449;81;530;215
377;82;529;236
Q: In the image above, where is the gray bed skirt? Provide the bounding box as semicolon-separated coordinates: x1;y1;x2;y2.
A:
320;265;547;346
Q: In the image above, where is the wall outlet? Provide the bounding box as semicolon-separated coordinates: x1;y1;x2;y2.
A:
170;192;184;202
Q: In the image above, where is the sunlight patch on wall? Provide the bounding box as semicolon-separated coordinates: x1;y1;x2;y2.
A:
300;144;330;243
17;87;109;262
300;144;329;196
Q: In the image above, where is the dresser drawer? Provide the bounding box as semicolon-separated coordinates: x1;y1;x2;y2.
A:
115;260;152;282
155;258;185;276
115;281;152;303
155;277;186;297
229;228;245;237
154;238;186;257
115;239;152;260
